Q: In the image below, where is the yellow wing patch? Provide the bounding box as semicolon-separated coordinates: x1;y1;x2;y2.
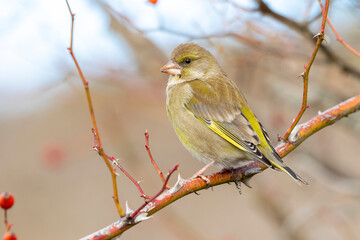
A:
184;103;275;168
206;120;248;152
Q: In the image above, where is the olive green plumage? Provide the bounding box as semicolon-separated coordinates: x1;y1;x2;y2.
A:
161;43;307;185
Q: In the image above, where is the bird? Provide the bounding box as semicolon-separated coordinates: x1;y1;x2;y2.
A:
160;43;307;185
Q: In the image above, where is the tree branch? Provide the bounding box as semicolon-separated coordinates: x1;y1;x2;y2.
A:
80;95;360;240
282;0;330;140
65;0;124;217
255;0;360;79
317;0;360;57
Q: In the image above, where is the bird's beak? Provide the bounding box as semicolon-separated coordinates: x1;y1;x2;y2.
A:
160;60;182;76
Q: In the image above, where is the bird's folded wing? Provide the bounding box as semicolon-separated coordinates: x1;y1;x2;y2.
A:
184;79;273;167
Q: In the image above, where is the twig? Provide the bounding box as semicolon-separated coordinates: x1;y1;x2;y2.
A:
4;210;8;231
130;164;178;219
144;131;168;187
278;95;360;156
111;158;151;199
81;95;360;239
110;157;152;200
91;129;152;199
65;0;124;217
255;0;360;79
282;0;330;141
317;0;360;58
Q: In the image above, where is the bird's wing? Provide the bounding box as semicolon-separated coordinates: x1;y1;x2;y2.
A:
184;78;274;167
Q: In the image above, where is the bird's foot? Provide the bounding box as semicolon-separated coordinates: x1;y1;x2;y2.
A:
192;174;211;187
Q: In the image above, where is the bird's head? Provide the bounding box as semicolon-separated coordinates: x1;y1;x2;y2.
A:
161;43;223;83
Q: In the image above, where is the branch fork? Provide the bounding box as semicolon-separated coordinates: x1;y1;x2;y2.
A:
281;0;330;141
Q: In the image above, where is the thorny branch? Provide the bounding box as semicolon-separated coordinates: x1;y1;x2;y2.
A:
282;0;330;141
65;0;124;217
317;0;360;58
66;1;360;239
92;129;152;199
81;95;360;239
130;164;178;219
144;131;169;187
255;0;360;79
66;0;179;219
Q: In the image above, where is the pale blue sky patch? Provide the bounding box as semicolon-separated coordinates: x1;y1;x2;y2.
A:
0;0;357;97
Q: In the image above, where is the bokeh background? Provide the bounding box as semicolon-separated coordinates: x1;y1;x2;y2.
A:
1;0;360;239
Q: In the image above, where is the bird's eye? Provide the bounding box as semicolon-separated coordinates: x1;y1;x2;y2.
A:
184;58;191;64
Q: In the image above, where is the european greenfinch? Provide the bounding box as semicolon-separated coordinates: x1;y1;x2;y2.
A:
161;43;307;185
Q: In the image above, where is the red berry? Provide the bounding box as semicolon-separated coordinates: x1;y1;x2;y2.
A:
2;232;17;240
148;0;158;4
0;192;14;210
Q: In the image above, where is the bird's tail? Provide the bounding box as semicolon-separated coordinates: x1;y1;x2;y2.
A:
275;163;308;185
262;147;308;185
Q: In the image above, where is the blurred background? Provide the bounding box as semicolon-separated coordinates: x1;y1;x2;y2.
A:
0;0;360;239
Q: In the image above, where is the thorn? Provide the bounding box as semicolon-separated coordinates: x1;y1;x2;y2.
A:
289;125;301;142
125;201;133;215
322;36;328;44
194;191;200;195
134;212;152;223
242;178;253;188
298;72;305;79
306;105;310;108
169;173;184;194
313;32;322;39
234;180;242;195
244;167;262;177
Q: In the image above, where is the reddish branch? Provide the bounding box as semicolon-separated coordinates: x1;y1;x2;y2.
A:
93;139;152;200
66;0;178;217
144;131;168;187
65;0;124;217
92;129;149;198
92;130;171;200
255;0;360;79
277;95;360;157
130;164;178;219
81;95;360;239
282;0;330;140
317;0;360;58
3;210;11;233
66;0;360;238
109;156;151;199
